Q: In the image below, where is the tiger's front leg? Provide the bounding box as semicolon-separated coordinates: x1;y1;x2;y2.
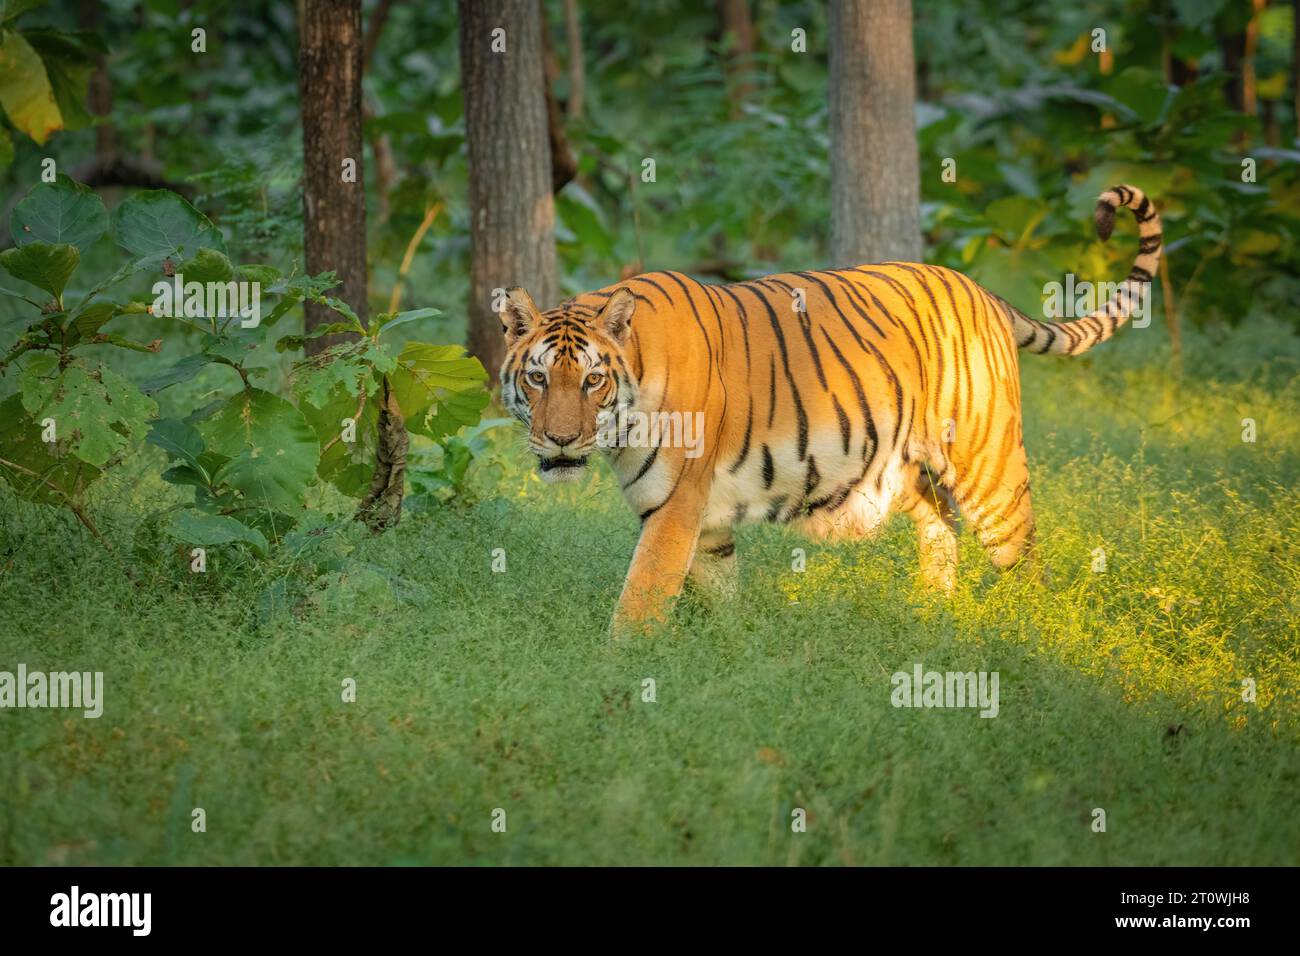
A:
611;488;708;637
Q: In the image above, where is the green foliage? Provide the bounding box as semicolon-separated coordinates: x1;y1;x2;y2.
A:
18;353;155;466
0;1;100;152
111;188;228;261
407;417;513;504
0;176;489;561
10;174;107;249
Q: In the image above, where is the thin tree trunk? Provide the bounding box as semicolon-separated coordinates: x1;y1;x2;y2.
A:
563;0;585;119
363;0;399;223
459;0;557;376
717;0;756;115
1242;0;1266;116
298;0;368;356
356;379;409;532
540;0;578;193
828;0;922;265
1293;0;1300;140
78;0;115;161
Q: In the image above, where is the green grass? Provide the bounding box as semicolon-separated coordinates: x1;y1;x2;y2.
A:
1;320;1298;865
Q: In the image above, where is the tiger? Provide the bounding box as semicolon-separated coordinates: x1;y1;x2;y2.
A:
499;185;1162;633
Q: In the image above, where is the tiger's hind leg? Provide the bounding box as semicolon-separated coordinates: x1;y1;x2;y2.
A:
953;439;1040;578
899;466;960;592
687;528;739;600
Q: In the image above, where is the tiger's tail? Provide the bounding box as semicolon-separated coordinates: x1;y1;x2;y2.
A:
1007;184;1163;356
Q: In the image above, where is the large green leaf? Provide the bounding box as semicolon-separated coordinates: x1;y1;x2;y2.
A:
138;353;213;395
0;392;100;504
10;175;107;250
111;189;227;260
146;417;206;473
18;354;157;467
1102;67;1172;127
0;31;60;144
179;246;234;284
388;343;489;441
22;28;98;132
299;382;380;498
164;509;268;557
198;387;319;514
0;240;78;298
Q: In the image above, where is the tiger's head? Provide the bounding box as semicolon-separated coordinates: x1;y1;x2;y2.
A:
499;286;639;482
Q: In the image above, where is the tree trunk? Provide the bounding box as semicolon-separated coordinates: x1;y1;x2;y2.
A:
540;0;578;193
1293;0;1300;141
564;0;585;120
717;0;757;115
828;0;922;266
459;0;557;376
78;0;115;161
356;379;409;532
298;0;368;356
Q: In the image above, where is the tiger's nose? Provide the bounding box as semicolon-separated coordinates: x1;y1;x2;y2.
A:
545;430;580;447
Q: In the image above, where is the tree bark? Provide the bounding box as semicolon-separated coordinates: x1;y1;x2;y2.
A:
828;0;922;266
563;0;585;119
78;0;115;161
356;379;409;532
1293;0;1300;141
540;0;578;193
298;0;368;356
459;0;557;376
717;0;757;115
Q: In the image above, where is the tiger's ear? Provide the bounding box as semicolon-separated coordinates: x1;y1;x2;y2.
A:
594;287;636;345
501;287;541;347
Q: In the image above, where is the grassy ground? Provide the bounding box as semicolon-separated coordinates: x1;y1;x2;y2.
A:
1;319;1298;866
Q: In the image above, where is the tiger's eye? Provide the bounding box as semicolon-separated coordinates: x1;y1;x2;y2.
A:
528;371;546;387
586;372;605;388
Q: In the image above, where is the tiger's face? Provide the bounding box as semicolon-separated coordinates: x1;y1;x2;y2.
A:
499;287;639;482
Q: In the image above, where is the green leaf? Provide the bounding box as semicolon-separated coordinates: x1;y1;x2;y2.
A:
0;126;14;171
179;246;234;284
376;307;441;336
292;350;374;409
139;353;213;395
164;509;268;557
0;240;78;298
201;329;261;368
557;186;616;258
1102;67;1171;126
146;417;206;473
198;387;319;514
24;29;95;131
983;196;1050;244
237;264;280;286
69;300;119;338
111;189;227;260
18;354;157;467
0;392;100;504
2;2;51;26
388;343;489;441
275;321;355;352
0;31;60;144
299;382;380;497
